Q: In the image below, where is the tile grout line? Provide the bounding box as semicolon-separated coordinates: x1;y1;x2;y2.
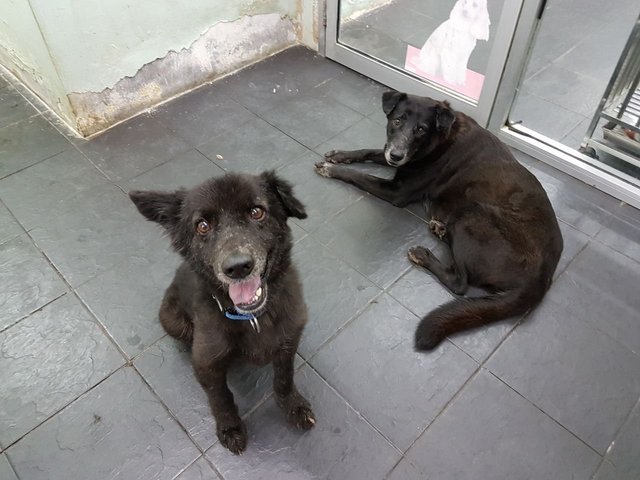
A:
589;395;640;480
3;200;132;363
301;362;404;456
131;363;215;463
0;142;68;182
1;364;129;453
487;369;605;460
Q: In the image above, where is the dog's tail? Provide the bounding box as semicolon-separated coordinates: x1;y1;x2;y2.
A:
415;282;546;351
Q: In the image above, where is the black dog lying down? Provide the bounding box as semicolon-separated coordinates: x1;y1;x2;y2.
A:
129;171;315;454
315;92;563;351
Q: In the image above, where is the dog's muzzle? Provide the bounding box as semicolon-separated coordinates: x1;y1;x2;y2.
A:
384;148;407;167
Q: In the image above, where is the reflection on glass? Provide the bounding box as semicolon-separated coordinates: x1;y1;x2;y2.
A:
338;0;504;101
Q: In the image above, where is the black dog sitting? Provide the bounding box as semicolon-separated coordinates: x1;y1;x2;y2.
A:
129;171;315;454
315;92;563;351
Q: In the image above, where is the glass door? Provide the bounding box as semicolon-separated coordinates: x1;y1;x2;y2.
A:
325;0;525;126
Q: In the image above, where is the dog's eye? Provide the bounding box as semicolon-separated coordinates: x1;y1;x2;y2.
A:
416;126;426;134
196;220;211;235
250;206;266;221
392;119;401;127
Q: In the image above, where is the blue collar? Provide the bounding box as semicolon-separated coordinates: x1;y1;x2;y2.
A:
212;295;260;332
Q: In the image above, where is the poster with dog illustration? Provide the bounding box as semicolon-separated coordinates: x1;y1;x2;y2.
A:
405;0;490;100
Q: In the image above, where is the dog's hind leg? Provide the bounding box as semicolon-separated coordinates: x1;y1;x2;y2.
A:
324;149;387;165
273;334;316;430
159;283;194;345
408;246;468;295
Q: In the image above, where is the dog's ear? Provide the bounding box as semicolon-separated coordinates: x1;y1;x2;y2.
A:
129;189;185;228
434;102;456;136
262;171;307;219
382;91;407;115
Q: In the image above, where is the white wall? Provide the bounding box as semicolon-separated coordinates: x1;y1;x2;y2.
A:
0;0;321;136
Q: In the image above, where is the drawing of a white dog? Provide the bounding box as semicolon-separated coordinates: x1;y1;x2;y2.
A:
418;0;490;85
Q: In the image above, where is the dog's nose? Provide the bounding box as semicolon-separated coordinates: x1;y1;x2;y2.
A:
222;252;255;279
389;152;404;162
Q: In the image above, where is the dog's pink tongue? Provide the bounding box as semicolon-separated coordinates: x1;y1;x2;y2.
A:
228;278;261;306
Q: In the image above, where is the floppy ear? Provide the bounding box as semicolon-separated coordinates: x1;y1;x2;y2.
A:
434;102;456;136
382;91;407;116
129;189;185;229
262;171;307;219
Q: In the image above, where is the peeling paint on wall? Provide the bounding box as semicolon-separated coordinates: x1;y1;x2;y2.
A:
68;13;296;136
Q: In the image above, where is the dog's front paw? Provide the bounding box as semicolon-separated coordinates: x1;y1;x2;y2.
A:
314;161;335;178
217;423;247;455
324;150;353;164
277;393;316;430
288;403;316;430
408;246;434;267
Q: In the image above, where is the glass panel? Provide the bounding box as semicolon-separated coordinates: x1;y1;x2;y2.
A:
509;0;640;182
338;0;505;103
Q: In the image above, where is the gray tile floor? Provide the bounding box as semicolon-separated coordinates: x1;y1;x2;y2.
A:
1;46;640;480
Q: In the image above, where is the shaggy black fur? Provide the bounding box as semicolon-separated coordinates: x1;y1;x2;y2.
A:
129;171;315;454
315;92;563;351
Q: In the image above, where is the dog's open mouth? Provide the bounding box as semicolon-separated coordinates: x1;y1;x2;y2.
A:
228;277;268;314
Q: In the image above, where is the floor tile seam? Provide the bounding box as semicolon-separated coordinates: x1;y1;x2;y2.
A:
304;288;387;362
301;361;404;455
71;289;134;363
114;146;220;189
131;363;205;457
307;113;376;154
525;286;640;360
248;90;367;150
0;211;74;298
589;230;640;268
0;197;30;247
484;368;606;459
301;209;410;292
0;111;41;131
170;454;225;480
0;144;69;182
1;451;19;479
400;366;482;455
382;451;430;479
553;232;593;280
153;99;257;149
66;140;117;184
0;291;68;335
588;394;640;479
247;105;336;153
1;363;129;452
293;192;367;235
517;82;597;118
